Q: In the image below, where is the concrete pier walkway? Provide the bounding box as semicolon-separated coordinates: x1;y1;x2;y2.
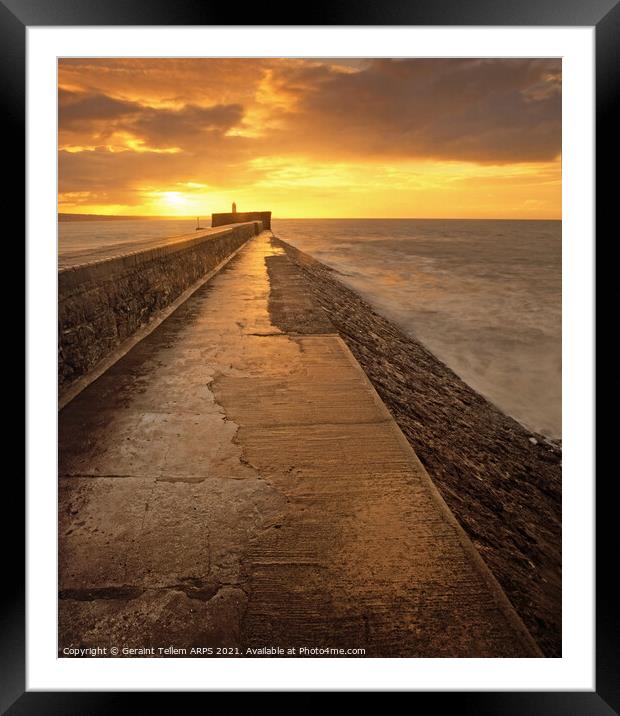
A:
59;231;541;657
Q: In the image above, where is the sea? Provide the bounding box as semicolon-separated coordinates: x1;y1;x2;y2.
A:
59;217;561;439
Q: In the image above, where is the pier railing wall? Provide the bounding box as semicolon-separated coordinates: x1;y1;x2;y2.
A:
59;220;262;397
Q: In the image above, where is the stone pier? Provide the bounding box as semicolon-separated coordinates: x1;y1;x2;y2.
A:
58;229;541;657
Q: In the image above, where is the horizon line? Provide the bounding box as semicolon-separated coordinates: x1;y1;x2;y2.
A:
58;212;562;222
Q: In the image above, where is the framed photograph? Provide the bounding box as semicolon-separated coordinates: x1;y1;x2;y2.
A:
9;0;613;707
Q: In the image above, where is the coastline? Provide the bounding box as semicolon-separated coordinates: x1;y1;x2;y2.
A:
271;234;561;657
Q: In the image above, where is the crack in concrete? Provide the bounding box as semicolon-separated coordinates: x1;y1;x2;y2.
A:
247;332;284;337
121;477;158;584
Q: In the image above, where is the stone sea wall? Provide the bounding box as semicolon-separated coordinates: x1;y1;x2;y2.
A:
59;221;261;395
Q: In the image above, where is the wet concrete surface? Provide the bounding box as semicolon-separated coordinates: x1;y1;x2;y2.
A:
59;231;541;657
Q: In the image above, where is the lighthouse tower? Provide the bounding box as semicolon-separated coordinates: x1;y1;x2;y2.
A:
232;202;237;214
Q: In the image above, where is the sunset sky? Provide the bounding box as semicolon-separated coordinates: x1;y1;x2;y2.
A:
58;58;561;219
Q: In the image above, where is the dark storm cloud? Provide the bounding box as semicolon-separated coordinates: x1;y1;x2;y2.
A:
131;103;244;146
59;88;244;147
270;58;562;163
59;89;141;126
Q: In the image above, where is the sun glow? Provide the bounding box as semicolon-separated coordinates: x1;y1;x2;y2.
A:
161;192;186;207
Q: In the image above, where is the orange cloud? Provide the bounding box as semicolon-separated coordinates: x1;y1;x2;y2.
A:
58;58;561;218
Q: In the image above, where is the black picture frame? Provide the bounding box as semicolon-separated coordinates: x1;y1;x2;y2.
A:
6;0;614;709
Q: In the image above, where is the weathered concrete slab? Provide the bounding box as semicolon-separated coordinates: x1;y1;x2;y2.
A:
58;231;541;657
59;221;261;398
